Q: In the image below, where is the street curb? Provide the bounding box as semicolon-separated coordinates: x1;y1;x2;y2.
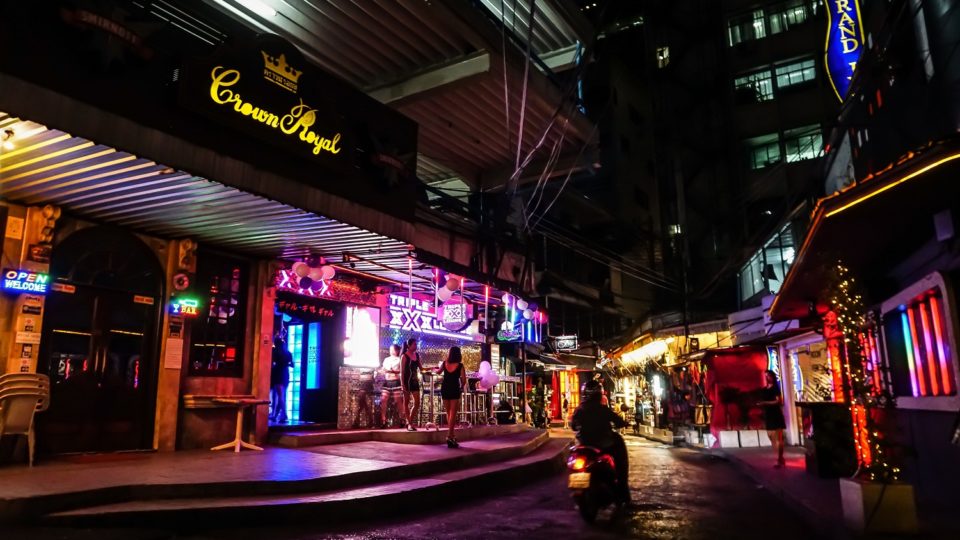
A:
40;438;572;529
678;442;849;540
0;430;548;524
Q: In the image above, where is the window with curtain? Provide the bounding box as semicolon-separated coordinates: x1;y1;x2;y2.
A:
768;0;820;34
727;9;766;46
189;252;248;377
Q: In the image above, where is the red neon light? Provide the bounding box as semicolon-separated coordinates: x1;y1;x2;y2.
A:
852;404;872;466
918;301;941;396
868;332;882;390
907;307;928;396
929;295;954;395
826;339;844;402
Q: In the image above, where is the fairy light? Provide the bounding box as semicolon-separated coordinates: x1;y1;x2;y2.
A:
828;261;897;482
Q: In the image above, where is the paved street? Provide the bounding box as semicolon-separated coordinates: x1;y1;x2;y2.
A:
11;437;813;540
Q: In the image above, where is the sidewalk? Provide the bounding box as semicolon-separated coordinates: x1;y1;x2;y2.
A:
0;426;565;525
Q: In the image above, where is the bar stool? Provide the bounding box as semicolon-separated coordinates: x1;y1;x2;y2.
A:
422;371;441;431
474;393;489;425
457;391;475;427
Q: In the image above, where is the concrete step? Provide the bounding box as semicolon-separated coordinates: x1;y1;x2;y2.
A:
43;437;571;527
5;429;548;523
272;423;529;447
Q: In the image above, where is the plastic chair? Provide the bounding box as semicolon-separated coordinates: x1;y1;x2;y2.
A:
0;373;50;412
0;388;47;466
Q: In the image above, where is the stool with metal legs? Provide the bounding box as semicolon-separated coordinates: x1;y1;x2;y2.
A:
457;391;473;427
422;371;440;431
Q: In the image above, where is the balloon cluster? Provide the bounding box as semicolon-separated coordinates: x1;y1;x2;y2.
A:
437;275;461;303
291;261;336;291
475;360;501;391
500;293;539;322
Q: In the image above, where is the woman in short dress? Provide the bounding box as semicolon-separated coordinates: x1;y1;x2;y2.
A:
400;338;422;431
440;346;467;448
758;370;787;468
380;344;403;427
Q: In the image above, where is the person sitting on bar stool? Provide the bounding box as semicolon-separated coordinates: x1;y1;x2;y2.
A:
495;398;516;425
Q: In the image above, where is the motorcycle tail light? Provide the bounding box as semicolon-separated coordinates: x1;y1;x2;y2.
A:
599;455;615;468
571;456;587;470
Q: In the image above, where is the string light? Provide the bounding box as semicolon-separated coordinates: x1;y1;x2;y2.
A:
828;261;899;483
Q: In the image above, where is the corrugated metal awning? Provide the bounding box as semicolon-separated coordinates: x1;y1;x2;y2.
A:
0;111;409;261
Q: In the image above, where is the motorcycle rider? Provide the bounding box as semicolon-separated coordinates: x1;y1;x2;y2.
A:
571;379;630;504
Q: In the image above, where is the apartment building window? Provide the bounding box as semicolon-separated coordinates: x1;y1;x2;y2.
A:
739;223;795;302
775;58;816;90
745;133;782;169
728;1;822;46
734;69;774;102
728;9;766;46
784;124;822;162
769;0;818;34
656;46;670;68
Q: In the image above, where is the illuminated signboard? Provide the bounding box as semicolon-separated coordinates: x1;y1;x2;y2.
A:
555;335;578;351
439;298;473;332
170;297;201;317
497;323;523;343
2;269;50;294
387;294;479;341
824;0;865;101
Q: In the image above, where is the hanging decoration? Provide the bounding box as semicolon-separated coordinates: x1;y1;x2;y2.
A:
827;261;899;482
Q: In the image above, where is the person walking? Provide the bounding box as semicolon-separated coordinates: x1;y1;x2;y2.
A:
270;335;293;423
379;344;404;427
440;346;467;448
758;370;787;468
400;338;422;431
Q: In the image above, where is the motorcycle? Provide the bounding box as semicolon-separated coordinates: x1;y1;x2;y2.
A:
566;443;621;522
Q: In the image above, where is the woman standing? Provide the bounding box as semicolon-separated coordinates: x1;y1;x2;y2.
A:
379;344;404;427
270;335;293;423
440;346;467;448
758;370;787;468
400;338;422;431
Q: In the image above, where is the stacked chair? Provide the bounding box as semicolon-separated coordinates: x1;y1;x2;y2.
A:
0;373;50;466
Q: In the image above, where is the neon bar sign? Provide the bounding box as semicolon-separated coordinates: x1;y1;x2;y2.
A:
387;294;478;341
170;297;201;317
2;269;50;294
898;290;956;397
824;0;865;101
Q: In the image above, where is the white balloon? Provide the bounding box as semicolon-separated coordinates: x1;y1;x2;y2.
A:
516;299;528;311
437;287;454;301
308;267;324;281
501;293;512;304
523;309;534;320
478;360;492;375
320;265;336;280
484;372;500;388
292;262;309;277
445;278;460;291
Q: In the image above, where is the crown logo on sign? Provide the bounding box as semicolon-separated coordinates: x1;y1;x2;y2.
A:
261;51;302;91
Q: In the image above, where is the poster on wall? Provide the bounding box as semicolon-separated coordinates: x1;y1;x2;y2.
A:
791;342;834;402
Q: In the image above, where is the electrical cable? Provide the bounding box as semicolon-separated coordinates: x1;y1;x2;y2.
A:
511;0;537;189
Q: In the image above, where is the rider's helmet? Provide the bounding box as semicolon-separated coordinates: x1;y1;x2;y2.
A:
581;379;603;403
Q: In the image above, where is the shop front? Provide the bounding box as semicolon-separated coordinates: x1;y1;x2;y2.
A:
1;6;422;456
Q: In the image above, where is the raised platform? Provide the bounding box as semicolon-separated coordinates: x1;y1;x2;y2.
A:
272;422;529;447
0;426;560;525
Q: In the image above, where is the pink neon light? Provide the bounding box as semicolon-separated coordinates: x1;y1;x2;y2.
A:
918;301;941;396
868;332;882;390
907;307;928;396
929;295;954;395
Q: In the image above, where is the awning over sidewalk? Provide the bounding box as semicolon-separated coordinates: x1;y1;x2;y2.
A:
770;141;960;321
0;111;410;263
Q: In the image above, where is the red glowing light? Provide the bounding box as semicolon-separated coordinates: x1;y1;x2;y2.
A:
572;457;587;471
929;295;954;396
918;302;941;396
907;306;928;396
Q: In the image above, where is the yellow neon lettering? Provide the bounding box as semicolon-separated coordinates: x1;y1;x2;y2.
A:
842;37;859;54
208;68;341;156
835;0;851;14
847;61;858;79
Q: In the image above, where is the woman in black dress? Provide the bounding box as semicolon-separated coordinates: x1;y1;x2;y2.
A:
440;346;467;448
400;338;422;431
758;370;787;468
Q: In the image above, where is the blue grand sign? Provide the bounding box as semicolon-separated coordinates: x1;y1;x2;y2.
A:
824;0;865;101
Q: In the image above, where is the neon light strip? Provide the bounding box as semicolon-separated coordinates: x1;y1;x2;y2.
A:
929;295;954;395
918;301;941;396
868;332;882;390
902;310;922;396
907;307;929;396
